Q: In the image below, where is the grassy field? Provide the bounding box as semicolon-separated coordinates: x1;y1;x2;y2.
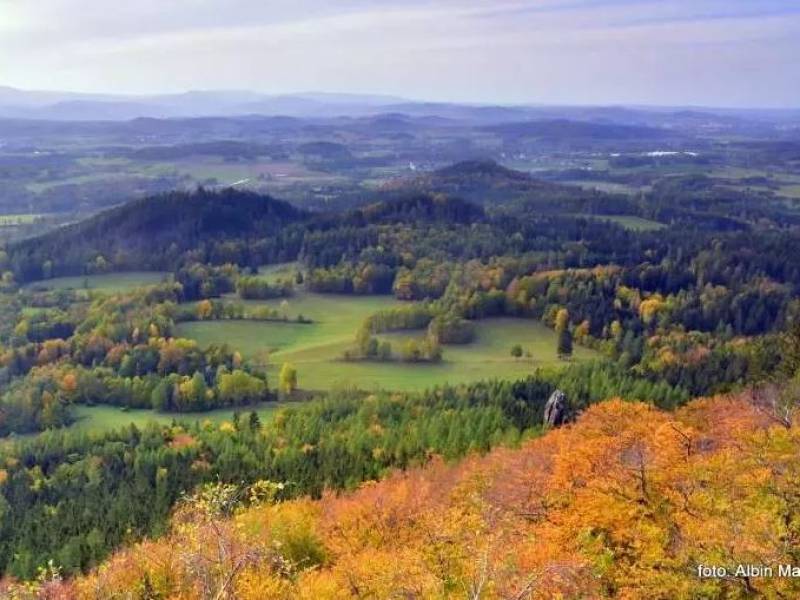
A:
562;180;646;195
778;182;800;199
26;174;123;193
257;262;300;282
177;292;400;357
710;168;800;199
0;402;291;445
599;215;666;231
168;158;344;188
24;271;170;293
572;214;665;232
177;292;599;391
68;402;287;433
0;213;48;225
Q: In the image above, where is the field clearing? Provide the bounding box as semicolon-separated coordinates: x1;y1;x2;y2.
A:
0;213;48;225
573;214;665;231
562;180;644;195
25;173;126;193
169;158;344;187
177;291;599;391
709;166;783;180
0;402;291;444
779;184;800;199
76;157;135;168
257;262;300;282
711;168;800;197
599;215;666;231
177;292;401;357
68;402;287;433
25;271;170;293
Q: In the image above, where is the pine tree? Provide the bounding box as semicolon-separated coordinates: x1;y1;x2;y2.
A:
248;411;261;431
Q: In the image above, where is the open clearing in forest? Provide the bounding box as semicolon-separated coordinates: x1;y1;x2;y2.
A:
13;273;599;433
573;214;666;231
24;271;170;294
0;213;48;225
67;402;287;434
177;291;599;391
597;215;665;231
257;262;300;282
2;395;293;442
176;291;401;360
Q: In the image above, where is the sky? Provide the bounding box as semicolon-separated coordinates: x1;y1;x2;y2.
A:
0;0;798;108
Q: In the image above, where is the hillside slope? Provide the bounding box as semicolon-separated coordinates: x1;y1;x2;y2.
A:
384;160;639;215
8;188;309;281
21;393;799;599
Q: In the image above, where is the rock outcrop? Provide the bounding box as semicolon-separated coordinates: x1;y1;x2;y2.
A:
543;389;567;427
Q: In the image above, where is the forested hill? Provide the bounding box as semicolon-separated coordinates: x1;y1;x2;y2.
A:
385;159;563;198
384;159;638;215
352;193;484;225
7;187;487;283
8;188;310;281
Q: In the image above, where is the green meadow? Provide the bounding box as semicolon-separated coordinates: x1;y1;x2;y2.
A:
19;272;599;433
0;213;48;225
177;291;598;391
597;215;666;231
68;402;286;434
257;261;300;282
176;292;401;359
24;271;170;293
573;214;666;231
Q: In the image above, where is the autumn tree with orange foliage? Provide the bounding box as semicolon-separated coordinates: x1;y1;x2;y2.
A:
8;391;796;599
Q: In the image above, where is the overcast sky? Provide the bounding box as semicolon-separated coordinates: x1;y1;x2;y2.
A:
1;0;798;107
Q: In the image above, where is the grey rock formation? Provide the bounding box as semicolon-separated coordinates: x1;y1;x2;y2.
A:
543;389;567;427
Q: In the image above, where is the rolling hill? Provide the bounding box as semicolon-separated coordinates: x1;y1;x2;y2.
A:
384;160;640;215
9;188;309;281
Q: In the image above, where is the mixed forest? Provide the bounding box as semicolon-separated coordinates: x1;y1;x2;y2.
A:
0;107;800;598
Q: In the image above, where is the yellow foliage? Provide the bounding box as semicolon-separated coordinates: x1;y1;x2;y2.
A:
235;568;294;600
639;294;665;324
196;299;214;320
219;421;236;433
575;319;590;340
38;394;800;599
555;307;569;331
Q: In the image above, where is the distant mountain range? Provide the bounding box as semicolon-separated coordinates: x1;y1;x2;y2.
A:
0;87;415;121
2;86;799;129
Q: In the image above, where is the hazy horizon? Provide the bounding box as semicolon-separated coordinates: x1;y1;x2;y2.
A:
2;0;799;109
3;84;800;113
